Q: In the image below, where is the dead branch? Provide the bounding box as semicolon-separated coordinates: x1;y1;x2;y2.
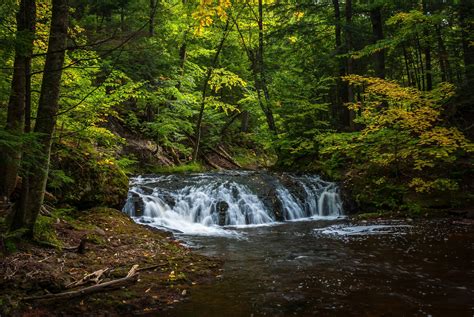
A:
24;265;139;301
66;268;110;289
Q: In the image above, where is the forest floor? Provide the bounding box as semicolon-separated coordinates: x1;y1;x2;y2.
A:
0;207;222;316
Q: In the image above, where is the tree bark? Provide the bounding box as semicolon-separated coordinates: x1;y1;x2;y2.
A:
11;0;68;234
0;0;36;201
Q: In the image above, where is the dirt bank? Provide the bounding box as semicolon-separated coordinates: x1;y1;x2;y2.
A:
0;208;221;316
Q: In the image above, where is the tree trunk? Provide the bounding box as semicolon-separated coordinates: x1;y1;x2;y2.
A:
345;0;355;130
240;110;249;132
332;0;347;128
435;25;451;82
149;0;156;36
415;36;425;90
176;40;187;90
0;0;36;201
369;6;385;79
422;1;432;90
192;19;230;162
233;13;276;135
257;0;277;134
403;45;412;86
424;42;432;90
11;0;68;234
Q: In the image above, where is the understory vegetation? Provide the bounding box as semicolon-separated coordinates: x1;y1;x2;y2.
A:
0;0;473;239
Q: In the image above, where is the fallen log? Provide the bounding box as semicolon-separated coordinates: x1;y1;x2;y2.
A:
201;152;221;170
208;146;241;168
24;265;139;301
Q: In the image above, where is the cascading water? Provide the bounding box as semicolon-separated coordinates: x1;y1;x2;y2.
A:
122;171;343;235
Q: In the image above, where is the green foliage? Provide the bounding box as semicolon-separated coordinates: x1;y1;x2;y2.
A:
48;169;75;190
320;76;472;211
1;0;472;221
49;141;129;208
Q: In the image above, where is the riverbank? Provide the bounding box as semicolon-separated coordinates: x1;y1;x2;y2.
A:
0;208;221;316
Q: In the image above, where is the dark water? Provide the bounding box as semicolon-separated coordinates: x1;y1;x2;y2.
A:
163;219;474;317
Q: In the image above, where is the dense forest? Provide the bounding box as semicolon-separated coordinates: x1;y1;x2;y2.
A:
0;0;474;231
0;0;473;315
2;0;472;233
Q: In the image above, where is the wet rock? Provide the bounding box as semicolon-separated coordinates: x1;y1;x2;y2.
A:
162;194;176;208
339;180;358;214
216;201;229;226
132;193;145;217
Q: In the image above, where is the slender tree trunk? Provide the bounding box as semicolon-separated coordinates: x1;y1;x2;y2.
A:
11;0;68;235
257;0;277;134
370;6;385;79
120;6;125;32
403;45;412;86
176;40;187;90
0;0;36;201
422;1;432;90
332;0;347;128
409;48;421;90
240;110;249;132
149;0;156;36
345;0;355;130
424;43;432;90
192;19;230;162
436;25;451;82
233;12;276;135
415;36;425;90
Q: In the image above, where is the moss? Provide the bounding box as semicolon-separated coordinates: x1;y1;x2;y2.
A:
34;215;62;247
152;162;205;174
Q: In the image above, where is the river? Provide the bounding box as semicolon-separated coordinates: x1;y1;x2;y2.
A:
123;172;474;316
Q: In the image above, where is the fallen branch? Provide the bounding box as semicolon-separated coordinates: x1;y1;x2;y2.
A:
66;268;110;289
24;265;139;301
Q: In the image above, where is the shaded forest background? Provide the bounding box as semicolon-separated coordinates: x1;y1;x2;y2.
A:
0;0;473;236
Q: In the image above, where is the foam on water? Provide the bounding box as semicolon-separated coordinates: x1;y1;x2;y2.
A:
123;172;343;235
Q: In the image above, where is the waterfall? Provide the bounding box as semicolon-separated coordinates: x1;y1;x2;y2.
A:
123;171;343;234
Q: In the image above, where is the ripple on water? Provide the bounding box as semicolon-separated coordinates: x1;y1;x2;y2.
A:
314;224;414;237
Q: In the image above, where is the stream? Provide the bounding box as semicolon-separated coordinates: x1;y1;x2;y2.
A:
123;171;474;316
